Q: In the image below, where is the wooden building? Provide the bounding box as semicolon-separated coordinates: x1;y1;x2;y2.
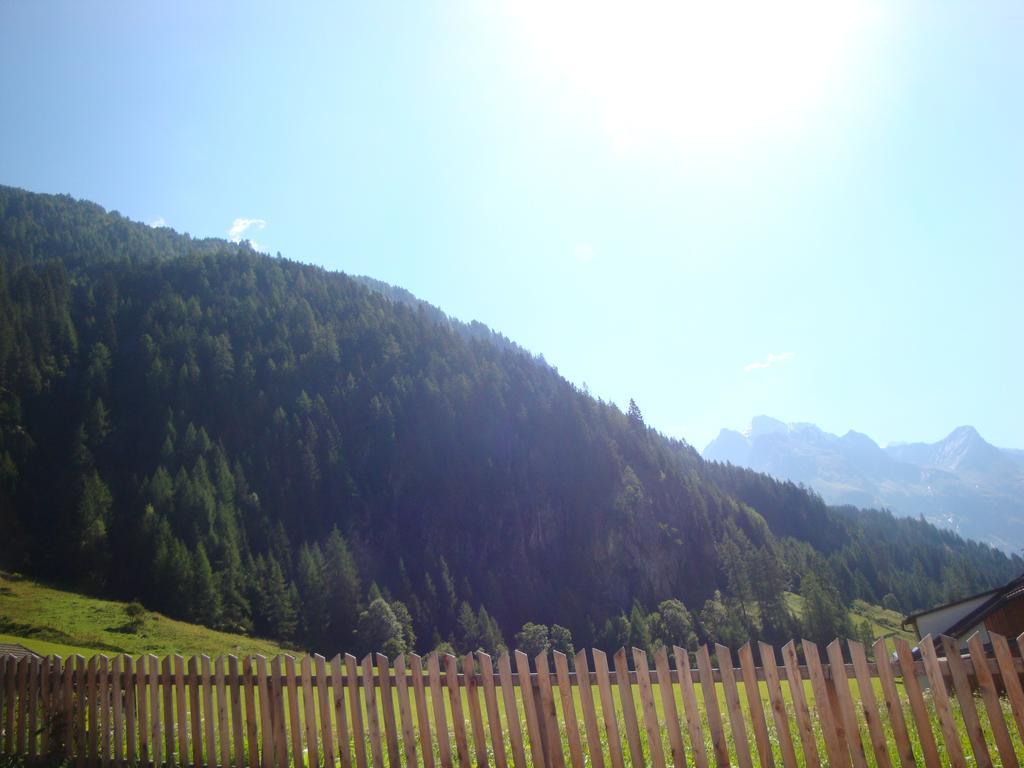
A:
903;573;1024;648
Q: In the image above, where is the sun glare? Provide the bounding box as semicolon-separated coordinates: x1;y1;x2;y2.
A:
506;0;881;153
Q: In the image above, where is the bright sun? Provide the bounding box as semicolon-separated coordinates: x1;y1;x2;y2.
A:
505;0;882;153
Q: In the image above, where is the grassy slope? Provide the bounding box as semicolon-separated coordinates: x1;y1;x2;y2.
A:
783;591;915;644
0;572;287;658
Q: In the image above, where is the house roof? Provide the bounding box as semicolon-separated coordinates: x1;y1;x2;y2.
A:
903;572;1024;639
0;642;42;660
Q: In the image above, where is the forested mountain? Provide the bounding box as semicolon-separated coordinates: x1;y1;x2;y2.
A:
704;416;1024;552
0;186;1019;657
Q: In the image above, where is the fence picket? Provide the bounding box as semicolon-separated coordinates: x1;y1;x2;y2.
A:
301;655;321;768
201;656;217;768
716;644;753;768
122;655;136;763
613;648;644;768
574;650;606;768
593;649;625;768
535;651;565;768
462;653;489;768
345;654;368;768
479;652;509;768
244;656;260;768
825;640;868;768
255;655;273;768
315;654;336;768
230;655;246;768
847;641;891;768
652;647;685;768
553;651;584;768
160;655;174;765
497;652;527;768
891;638;938;768
802;640;847;768
394;655;417;768
442;653;470;767
991;633;1024;742
940;635;992;768
427;653;451;768
189;656;205;768
632;647;666;768
737;644;774;768
377;654;400;768
27;656;39;759
147;654;161;768
408;654;433;768
362;654;384;768
696;645;730;768
758;642;797;768
672;646;708;768
40;656;53;756
780;641;819;768
332;654;353;768
967;633;1017;768
85;655;97;763
917;635;966;768
515;650;545;768
173;656;189;768
871;639;914;768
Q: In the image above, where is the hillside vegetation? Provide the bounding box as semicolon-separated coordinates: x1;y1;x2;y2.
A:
0;185;1018;658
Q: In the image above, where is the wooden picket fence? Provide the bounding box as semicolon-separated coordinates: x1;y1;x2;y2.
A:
4;632;1024;767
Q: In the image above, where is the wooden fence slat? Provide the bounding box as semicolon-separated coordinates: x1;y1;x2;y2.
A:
514;650;545;768
444;654;471;767
613;648;644;768
173;655;189;768
39;656;53;756
230;656;245;768
315;654;337;768
135;656;148;765
847;641;891;768
161;655;174;765
255;656;274;768
553;651;584;768
284;656;304;768
86;655;97;763
632;648;666;768
573;650;606;768
462;654;489;768
892;637;940;768
917;635;966;768
201;656;217;768
871;639;914;768
301;655;321;768
940;635;992;768
75;655;87;767
737;644;774;768
498;653;527;768
408;654;434;768
992;632;1024;742
111;655;123;766
377;654;400;768
479;652;509;768
332;655;353;768
273;656;290;768
394;655;417;768
122;656;136;763
362;654;384;768
715;644;753;768
826;640;868;768
967;633;1018;768
3;656;14;755
189;656;204;768
216;656;233;768
0;656;6;753
780;641;819;768
696;644;730;768
758;642;798;768
672;647;708;768
593;649;625;768
652;648;685;768
802;640;847;768
345;654;368;768
243;657;260;768
27;656;39;759
147;655;162;768
427;653;452;768
100;655;112;764
535;651;565;768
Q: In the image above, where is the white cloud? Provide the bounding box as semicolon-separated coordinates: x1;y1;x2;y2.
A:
574;243;594;263
744;351;795;373
149;216;166;228
228;217;266;242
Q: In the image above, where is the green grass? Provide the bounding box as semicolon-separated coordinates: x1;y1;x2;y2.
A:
783;591;916;644
0;571;287;658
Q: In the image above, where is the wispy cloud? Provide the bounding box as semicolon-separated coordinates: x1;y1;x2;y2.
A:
149;216;166;228
574;243;594;263
228;217;266;242
744;351;795;373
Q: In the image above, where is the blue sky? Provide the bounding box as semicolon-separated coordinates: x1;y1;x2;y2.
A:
2;2;1021;450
